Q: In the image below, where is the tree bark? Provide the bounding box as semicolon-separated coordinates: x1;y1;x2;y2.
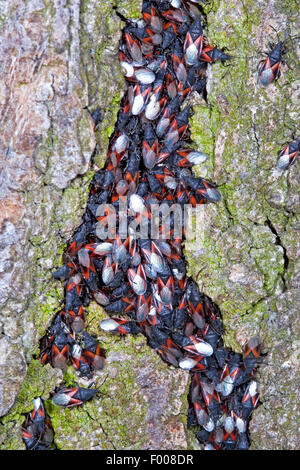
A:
0;0;299;450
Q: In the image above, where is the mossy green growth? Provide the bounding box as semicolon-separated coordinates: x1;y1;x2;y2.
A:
186;0;299;356
0;360;62;450
1;361;62;424
32;289;62;342
45;334;152;450
115;0;142;19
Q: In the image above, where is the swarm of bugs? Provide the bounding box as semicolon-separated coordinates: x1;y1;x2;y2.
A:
22;0;299;451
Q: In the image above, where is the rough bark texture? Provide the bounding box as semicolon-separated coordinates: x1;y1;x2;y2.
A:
0;0;299;450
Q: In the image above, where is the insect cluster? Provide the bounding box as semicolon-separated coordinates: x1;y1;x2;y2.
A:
22;0;298;451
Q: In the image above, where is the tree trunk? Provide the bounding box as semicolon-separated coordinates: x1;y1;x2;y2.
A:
0;0;298;450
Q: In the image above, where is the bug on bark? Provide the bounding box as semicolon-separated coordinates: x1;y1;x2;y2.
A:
277;137;300;171
258;41;285;87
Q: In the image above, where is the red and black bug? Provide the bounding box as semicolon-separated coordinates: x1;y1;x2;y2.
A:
243;337;262;374
241;381;260;420
52;386;98;408
200;45;231;64
22;398;55;450
258;41;285;87
277;137;300;171
183;16;203;65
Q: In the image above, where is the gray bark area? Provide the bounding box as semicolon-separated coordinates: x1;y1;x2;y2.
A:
0;0;299;450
